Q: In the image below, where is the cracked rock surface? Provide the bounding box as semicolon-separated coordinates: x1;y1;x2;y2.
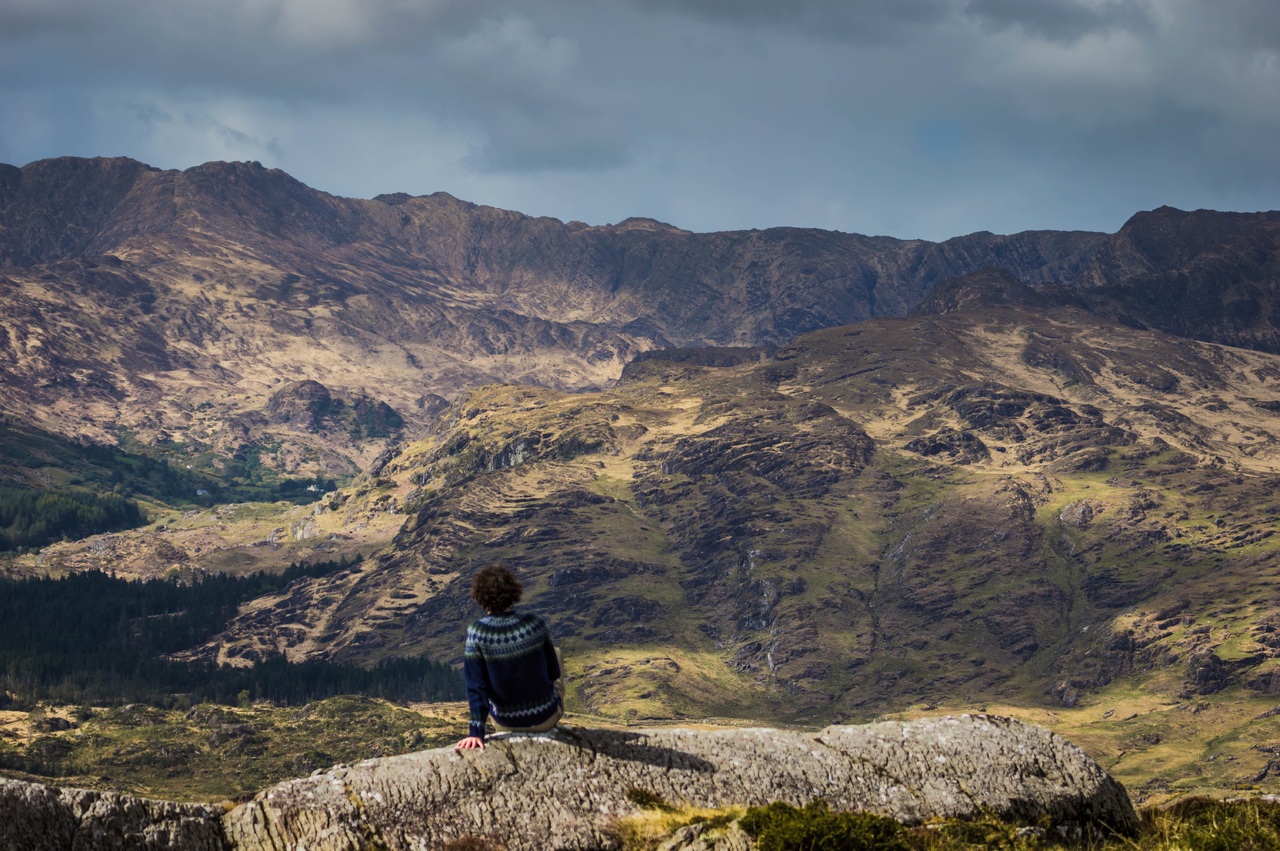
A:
1;715;1137;850
0;778;226;850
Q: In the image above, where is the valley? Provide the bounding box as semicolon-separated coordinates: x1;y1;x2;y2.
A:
10;305;1280;803
2;157;1280;809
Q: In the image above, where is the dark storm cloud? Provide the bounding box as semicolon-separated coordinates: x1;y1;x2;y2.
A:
1194;0;1280;54
0;0;1276;239
618;0;1156;43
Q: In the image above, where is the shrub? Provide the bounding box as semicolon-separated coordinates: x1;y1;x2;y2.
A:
739;800;912;851
626;788;677;813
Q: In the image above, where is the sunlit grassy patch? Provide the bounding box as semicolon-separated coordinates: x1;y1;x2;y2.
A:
615;797;1280;850
569;647;780;722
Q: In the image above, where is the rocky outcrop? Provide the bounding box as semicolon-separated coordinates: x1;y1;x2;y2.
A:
0;778;225;851
914;208;1280;356
264;380;404;438
911;266;1083;317
1;716;1135;851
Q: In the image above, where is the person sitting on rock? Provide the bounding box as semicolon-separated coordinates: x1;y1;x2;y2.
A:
455;563;564;750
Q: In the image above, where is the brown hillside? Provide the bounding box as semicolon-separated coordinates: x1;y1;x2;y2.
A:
141;306;1280;727
0;157;1104;471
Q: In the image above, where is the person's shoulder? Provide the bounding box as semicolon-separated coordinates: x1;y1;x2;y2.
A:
518;610;549;630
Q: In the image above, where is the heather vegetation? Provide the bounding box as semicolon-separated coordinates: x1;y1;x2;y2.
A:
1;420;336;509
0;697;463;800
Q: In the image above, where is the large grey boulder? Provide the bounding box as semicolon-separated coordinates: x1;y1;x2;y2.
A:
221;714;1138;850
0;715;1136;850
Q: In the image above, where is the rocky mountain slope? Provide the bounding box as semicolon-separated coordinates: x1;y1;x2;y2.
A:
110;298;1272;729
1072;206;1280;353
0;156;1104;475
4;158;1277;486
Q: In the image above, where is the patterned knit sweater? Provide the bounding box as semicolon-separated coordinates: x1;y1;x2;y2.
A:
464;610;561;740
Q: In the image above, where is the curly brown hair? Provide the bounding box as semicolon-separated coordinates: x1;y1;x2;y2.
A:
471;563;523;614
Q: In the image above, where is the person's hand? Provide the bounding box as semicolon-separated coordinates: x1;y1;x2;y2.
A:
455;736;485;751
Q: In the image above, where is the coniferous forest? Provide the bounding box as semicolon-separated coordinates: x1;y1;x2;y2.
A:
0;486;143;551
0;560;463;708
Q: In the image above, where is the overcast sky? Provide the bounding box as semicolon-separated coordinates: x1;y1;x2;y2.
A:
1;0;1277;240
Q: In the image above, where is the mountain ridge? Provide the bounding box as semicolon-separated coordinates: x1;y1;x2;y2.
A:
0;156;1112;475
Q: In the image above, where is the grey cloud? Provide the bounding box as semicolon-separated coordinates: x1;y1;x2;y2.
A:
621;0;950;22
606;0;957;39
0;0;620;175
0;0;1277;241
964;0;1153;42
466;124;631;174
0;0;103;34
1187;0;1280;51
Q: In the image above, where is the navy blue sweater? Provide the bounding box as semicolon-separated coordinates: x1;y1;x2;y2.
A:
464;611;561;740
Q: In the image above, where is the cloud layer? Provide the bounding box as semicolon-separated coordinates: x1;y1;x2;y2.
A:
0;0;1276;238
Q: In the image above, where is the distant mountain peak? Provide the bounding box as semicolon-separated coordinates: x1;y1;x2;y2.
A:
608;215;690;233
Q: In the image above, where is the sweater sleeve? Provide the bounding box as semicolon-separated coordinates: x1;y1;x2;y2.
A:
463;625;492;740
543;632;561;683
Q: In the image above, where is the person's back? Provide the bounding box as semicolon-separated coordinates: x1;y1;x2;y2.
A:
456;564;563;750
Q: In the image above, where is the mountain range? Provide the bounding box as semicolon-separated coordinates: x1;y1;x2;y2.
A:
3;160;1276;477
3;158;1280;765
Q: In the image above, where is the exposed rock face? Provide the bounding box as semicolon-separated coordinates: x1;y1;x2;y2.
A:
16;715;1142;851
912;266;1081;316
918;208;1280;356
264;379;404;438
920;208;1280;355
0;718;1138;850
0;778;225;851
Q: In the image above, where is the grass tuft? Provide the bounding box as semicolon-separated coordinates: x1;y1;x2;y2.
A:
626;787;677;812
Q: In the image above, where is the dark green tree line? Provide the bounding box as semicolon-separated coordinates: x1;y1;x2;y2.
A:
0;560;462;707
0;487;144;550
